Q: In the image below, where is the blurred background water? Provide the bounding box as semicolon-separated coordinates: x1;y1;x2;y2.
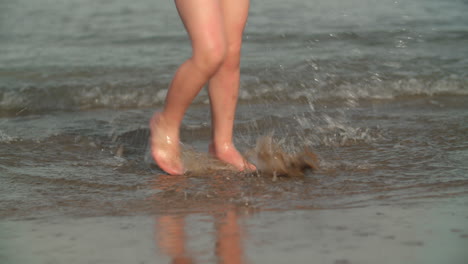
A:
1;0;467;112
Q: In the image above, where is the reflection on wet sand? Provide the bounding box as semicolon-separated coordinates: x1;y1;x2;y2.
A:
153;174;246;264
156;210;245;264
157;216;192;264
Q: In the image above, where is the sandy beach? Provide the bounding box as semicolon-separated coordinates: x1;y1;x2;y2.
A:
1;196;467;264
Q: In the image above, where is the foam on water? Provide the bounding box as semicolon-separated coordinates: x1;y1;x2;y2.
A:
1;71;466;115
0;130;15;143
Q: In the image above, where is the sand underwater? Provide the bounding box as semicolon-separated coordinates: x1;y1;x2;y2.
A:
1;0;468;263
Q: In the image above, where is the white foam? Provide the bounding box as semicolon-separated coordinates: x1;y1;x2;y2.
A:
0;130;15;143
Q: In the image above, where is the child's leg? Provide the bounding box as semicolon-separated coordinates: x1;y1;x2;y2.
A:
151;0;226;175
208;0;255;171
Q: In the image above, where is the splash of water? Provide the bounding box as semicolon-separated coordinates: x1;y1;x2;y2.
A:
246;135;319;178
171;136;319;178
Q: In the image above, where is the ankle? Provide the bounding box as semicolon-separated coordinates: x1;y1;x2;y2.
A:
209;141;235;154
157;112;180;135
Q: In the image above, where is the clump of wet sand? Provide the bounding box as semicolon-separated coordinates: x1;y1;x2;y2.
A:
181;146;237;175
247;135;319;177
181;136;319;178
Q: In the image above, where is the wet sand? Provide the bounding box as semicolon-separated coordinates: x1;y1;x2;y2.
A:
1;196;467;264
1;96;467;264
1;96;468;263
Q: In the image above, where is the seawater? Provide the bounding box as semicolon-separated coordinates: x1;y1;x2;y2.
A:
0;0;467;217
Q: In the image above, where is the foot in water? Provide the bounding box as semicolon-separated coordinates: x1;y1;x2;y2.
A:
149;113;185;175
209;142;256;172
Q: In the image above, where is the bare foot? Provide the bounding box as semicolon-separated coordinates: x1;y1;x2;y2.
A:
209;142;256;171
149;113;184;175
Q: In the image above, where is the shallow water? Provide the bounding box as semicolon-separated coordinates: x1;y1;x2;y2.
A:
1;0;468;263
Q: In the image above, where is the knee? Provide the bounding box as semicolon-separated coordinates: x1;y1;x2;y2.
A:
221;41;242;71
192;39;226;76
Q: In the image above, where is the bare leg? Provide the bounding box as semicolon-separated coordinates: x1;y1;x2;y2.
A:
150;0;226;175
208;0;256;171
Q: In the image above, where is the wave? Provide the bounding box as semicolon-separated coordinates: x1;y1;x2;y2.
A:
1;74;466;116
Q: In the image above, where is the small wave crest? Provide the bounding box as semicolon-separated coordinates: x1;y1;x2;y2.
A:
1;73;466;115
0;130;16;143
